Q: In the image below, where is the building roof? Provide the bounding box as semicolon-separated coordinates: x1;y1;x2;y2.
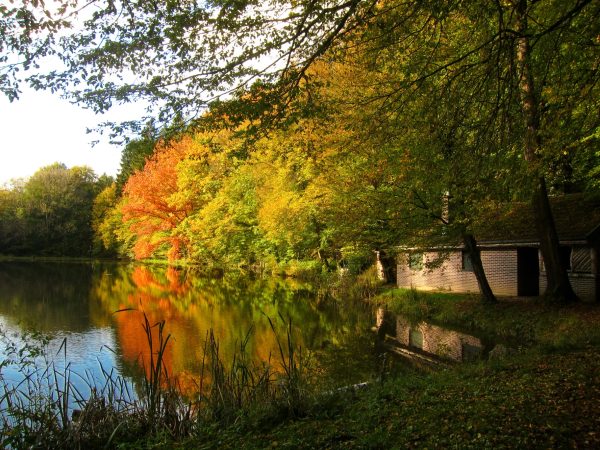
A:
476;193;600;246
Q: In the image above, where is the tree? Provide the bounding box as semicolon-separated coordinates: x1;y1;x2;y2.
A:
92;183;122;256
510;0;590;302
121;137;195;261
306;0;598;302
23;163;100;255
0;1;79;100
173;127;274;269
0;163;107;256
116;134;157;193
0;181;27;254
3;1;376;132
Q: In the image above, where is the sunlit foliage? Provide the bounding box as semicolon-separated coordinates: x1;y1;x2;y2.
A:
121;137;197;261
0;163;112;256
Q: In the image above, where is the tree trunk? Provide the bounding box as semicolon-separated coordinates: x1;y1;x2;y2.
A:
533;177;577;302
515;0;577;303
463;233;497;303
375;249;397;284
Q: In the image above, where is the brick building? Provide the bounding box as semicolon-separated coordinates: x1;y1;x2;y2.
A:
397;194;600;302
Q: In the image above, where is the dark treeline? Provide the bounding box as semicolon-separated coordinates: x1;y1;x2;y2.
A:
0;163;113;257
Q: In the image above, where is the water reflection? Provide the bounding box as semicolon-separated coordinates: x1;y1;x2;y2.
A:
376;308;491;363
97;265;376;393
0;262;97;331
0;261;378;395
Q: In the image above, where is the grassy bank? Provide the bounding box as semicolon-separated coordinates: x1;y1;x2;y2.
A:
182;290;600;449
376;288;600;351
189;348;600;449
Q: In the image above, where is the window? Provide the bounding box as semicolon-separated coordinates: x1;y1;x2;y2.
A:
559;246;572;271
461;343;482;362
408;252;423;271
462;250;473;272
571;247;592;273
409;328;423;349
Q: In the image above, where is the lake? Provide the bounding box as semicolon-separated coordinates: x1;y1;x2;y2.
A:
0;261;381;400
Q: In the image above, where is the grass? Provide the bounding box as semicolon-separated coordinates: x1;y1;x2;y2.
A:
376;287;600;350
193;348;600;449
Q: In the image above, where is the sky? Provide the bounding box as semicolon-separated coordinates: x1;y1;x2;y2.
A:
0;87;143;187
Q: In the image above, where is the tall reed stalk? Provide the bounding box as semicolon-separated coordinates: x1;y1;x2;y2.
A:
267;314;308;417
140;313;171;423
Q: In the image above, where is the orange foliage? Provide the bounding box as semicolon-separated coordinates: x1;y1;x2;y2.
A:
131;266;189;296
122;136;197;261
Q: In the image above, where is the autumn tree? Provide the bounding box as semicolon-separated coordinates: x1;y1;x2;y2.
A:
121;137;196;261
92;182;128;256
172;127;267;268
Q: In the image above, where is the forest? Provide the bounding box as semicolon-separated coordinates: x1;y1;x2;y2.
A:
1;0;599;303
0;163;113;256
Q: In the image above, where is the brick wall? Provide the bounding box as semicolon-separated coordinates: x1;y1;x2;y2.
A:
397;249;518;296
540;272;596;302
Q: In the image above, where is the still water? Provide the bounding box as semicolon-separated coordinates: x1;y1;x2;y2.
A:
0;261;380;397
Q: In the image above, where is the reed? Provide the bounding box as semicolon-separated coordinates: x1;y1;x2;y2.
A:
0;312;314;448
0;329;140;448
201;327;268;423
267;314;309;417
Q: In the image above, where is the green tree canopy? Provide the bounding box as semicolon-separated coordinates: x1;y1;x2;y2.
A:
0;163;111;256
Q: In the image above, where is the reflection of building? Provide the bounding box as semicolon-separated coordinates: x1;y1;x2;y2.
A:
376;308;485;362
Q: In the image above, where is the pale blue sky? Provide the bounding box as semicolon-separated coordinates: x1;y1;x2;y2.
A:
0;87;142;186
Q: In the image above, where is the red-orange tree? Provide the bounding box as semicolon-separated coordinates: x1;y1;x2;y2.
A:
122;137;196;261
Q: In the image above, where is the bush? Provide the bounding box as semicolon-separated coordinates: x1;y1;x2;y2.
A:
276;260;324;279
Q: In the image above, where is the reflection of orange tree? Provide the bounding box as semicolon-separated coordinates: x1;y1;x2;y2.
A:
113;308;202;397
131;266;190;298
114;266;202;396
94;265;364;394
116;268;312;390
111;267;278;394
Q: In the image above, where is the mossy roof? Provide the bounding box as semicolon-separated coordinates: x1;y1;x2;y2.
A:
476;193;600;245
